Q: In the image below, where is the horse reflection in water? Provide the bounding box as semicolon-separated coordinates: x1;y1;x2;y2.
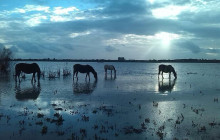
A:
158;78;176;93
73;81;97;94
15;83;41;101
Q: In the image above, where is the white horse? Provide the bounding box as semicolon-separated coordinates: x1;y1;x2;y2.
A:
104;65;116;77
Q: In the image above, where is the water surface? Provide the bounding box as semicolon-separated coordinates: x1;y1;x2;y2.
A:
0;62;220;139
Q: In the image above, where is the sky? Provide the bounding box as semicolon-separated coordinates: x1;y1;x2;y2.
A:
0;0;220;60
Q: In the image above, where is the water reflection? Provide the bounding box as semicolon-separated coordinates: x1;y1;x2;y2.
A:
0;72;11;82
73;81;97;94
15;83;41;101
158;78;176;93
105;74;116;80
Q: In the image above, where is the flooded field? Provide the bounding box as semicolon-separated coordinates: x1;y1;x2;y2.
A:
0;62;220;140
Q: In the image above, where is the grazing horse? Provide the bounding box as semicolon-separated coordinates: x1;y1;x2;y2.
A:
15;63;41;83
104;65;116;77
73;64;97;81
158;64;177;79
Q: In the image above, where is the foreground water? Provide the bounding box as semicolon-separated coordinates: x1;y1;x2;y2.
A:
0;62;220;140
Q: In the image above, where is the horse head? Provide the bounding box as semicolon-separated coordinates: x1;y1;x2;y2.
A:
173;70;177;79
93;71;98;80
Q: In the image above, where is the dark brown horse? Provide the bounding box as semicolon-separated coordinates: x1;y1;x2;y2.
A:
158;64;177;79
15;63;41;83
73;64;97;81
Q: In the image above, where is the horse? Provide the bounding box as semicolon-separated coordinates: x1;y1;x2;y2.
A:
73;64;97;81
158;64;177;79
15;63;41;83
104;65;116;77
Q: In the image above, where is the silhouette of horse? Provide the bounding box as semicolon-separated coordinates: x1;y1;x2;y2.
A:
73;64;97;81
158;64;177;79
104;65;116;78
158;78;176;93
15;63;41;83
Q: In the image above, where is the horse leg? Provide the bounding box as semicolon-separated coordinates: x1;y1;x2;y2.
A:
73;70;76;81
169;73;171;79
33;73;36;82
18;72;21;83
162;72;164;79
16;71;21;83
31;74;33;83
76;72;78;81
86;72;90;81
31;73;35;83
85;73;87;80
158;70;160;79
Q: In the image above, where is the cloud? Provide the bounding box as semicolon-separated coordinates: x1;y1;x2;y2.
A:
173;41;201;53
205;48;220;54
101;0;150;16
53;7;79;15
12;5;50;14
105;46;118;52
1;0;220;59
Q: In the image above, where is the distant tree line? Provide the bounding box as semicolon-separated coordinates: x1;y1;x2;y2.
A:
0;47;12;72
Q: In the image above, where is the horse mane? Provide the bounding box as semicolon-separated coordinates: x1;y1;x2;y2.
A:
88;65;96;74
170;66;177;78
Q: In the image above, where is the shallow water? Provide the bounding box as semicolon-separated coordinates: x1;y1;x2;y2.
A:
1;62;220;139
